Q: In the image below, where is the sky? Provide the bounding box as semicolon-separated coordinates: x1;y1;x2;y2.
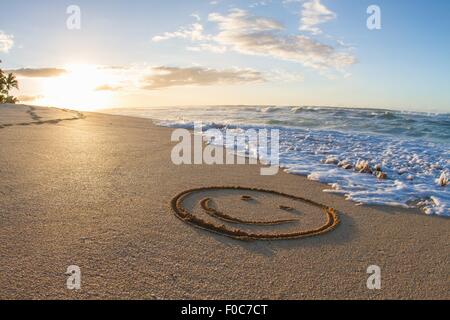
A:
0;0;449;112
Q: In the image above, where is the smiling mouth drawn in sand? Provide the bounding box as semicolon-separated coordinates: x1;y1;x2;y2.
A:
171;186;340;240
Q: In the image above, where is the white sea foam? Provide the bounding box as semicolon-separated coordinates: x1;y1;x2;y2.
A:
103;106;450;216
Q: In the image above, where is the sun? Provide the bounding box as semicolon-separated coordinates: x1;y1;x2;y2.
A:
40;64;116;111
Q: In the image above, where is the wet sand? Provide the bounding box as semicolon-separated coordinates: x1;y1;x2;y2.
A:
0;104;448;299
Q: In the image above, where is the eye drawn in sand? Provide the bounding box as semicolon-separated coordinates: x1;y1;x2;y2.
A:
171;186;340;240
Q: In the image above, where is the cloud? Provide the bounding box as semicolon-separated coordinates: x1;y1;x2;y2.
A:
7;68;67;78
142;66;265;90
208;9;355;73
249;0;272;8
152;23;210;42
17;95;43;102
95;84;124;91
299;0;336;35
209;9;284;32
0;31;14;53
191;13;201;21
150;7;354;77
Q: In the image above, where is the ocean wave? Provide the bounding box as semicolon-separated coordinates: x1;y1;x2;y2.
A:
105;106;450;216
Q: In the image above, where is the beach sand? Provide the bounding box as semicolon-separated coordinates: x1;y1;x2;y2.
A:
0;104;448;299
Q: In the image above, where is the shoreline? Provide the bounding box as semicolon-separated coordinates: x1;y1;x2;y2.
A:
97;107;447;217
2;104;443;216
0;105;448;299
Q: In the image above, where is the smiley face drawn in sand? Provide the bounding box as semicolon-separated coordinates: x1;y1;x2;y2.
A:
171;187;340;240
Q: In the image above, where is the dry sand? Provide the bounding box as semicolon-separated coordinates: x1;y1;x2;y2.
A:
0;104;448;299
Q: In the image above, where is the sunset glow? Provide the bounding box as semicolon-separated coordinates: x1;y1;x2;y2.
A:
36;65;114;110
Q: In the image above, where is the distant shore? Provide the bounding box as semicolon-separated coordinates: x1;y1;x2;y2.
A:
0;104;448;299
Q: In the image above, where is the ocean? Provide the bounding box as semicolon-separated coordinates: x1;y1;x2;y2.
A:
104;106;450;216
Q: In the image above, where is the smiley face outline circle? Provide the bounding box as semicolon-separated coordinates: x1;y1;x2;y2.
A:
171;186;340;241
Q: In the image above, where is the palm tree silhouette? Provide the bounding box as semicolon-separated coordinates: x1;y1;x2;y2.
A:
0;59;19;104
4;73;18;91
